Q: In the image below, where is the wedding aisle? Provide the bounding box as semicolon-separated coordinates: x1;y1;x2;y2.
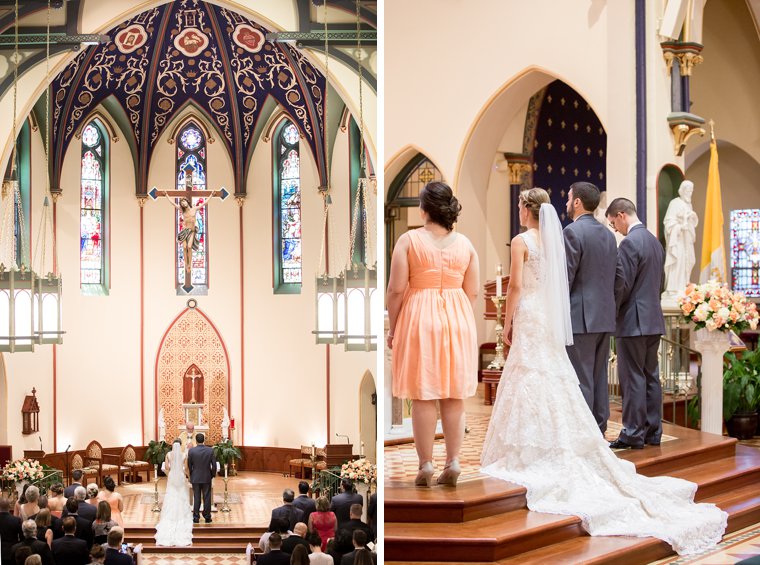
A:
112;471;297;559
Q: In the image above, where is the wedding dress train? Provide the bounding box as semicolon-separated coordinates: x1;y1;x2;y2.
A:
155;443;193;547
480;208;727;556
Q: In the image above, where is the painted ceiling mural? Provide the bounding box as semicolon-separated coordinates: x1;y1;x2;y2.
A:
51;0;327;195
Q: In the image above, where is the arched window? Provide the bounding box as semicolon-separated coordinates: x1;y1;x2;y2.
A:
10;119;30;268
272;119;301;293
176;122;209;292
730;209;760;297
80;120;108;292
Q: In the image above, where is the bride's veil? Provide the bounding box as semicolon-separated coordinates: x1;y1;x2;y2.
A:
539;203;574;347
167;441;185;488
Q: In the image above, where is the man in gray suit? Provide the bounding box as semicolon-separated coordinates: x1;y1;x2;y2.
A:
187;433;216;523
606;198;666;449
564;182;618;434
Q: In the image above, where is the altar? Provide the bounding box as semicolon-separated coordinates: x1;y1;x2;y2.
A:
180;403;209;435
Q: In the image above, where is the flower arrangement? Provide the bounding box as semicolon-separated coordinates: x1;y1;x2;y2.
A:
677;280;760;332
340;457;377;484
1;459;44;483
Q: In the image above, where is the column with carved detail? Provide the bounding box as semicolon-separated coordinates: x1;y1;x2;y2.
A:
662;41;706;155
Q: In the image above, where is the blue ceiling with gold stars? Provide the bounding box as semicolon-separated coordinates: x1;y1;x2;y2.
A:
50;0;327;196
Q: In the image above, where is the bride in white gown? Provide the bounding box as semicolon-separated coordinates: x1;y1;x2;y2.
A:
155;440;193;547
480;188;727;556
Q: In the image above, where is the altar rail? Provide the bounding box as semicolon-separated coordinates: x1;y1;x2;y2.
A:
608;335;701;428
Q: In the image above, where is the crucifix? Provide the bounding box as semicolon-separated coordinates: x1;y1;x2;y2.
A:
149;165;229;293
185;366;203;404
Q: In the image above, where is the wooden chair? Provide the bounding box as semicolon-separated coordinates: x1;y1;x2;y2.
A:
302;447;327;479
289;446;327;479
115;444;151;484
83;441;120;485
288;446;312;478
69;452;98;485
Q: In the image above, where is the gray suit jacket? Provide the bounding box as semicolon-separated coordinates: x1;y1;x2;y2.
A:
614;224;666;337
187;444;216;485
563;213;617;334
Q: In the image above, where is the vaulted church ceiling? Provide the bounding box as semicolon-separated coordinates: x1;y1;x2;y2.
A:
50;0;328;196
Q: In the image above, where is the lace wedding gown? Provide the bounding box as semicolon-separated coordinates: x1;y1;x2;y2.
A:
480;222;727;556
155;444;193;547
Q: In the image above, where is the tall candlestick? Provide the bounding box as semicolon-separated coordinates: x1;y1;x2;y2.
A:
496;264;503;296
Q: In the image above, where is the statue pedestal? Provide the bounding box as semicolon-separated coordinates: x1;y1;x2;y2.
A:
693;329;730;435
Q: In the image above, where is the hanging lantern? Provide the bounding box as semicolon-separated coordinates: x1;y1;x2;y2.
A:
314;272;346;345
0;264;37;352
35;272;62;345
342;262;378;352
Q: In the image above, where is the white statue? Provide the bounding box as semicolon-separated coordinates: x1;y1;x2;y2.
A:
663;180;699;296
222;407;230;441
594;190;608;226
158;408;166;442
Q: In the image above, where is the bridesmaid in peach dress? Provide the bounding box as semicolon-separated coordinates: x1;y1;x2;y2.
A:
97;476;124;526
387;181;479;487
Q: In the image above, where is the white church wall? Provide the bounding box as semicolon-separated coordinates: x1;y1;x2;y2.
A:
53;114;143;451
79;0;299;40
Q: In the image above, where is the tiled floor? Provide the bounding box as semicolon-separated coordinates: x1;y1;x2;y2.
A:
140;555;248;564
122;472;294;527
384;384;676;483
653;522;760;564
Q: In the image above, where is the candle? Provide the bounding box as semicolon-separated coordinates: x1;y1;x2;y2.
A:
360;441;365;457
496;264;503;296
224;463;228;478
311;443;316;458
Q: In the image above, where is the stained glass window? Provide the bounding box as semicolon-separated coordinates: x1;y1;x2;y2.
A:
730;209;760;297
176;122;209;291
80;120;106;287
180;127;202;151
274;120;301;291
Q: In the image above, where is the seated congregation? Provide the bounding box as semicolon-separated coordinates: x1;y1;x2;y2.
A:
255;480;377;565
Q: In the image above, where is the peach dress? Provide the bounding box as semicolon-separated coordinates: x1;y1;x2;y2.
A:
392;228;478;400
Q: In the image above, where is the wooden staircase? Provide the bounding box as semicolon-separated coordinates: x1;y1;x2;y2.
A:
386;421;760;564
126;525;265;554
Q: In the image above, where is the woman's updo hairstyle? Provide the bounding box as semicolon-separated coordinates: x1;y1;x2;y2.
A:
419;181;462;231
519;187;550;220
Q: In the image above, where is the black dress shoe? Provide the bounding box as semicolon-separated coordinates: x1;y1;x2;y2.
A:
205;518;213;523
193;519;199;524
609;439;644;450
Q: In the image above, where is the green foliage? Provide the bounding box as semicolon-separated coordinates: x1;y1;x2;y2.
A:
144;440;170;467
723;350;760;420
212;439;242;467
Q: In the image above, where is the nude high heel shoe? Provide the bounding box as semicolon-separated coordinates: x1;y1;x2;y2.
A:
436;459;461;486
415;461;435;487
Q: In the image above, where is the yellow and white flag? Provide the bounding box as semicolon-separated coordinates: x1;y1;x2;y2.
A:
699;140;726;283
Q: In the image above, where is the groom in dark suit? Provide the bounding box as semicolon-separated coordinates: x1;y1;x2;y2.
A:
564;182;618;434
606;198;666;449
188;433;216;523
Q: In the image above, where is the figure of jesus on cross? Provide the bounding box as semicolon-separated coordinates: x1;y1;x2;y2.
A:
149;164;229;293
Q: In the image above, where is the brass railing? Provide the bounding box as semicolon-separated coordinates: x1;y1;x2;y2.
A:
1;467;63;500
313;467;342;500
608;333;701;428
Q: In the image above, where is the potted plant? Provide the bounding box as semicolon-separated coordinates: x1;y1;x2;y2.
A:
212;439;242;477
723;351;760;439
144;440;171;476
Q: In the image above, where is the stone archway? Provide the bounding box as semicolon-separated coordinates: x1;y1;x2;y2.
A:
359;371;377;463
155;305;230;444
359;370;376;463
